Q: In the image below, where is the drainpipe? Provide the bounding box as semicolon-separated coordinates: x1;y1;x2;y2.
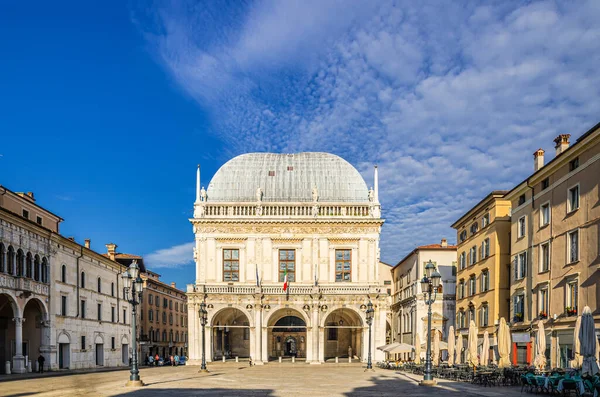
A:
76;246;83;317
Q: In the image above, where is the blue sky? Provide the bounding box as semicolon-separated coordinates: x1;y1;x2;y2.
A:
1;1;600;288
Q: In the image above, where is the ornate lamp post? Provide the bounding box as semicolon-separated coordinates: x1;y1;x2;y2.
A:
122;260;144;387
365;300;374;370
419;260;442;386
198;301;209;372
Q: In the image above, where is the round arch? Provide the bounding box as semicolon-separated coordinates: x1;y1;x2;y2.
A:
322;308;364;361
22;298;46;364
0;293;19;374
94;334;104;345
24;296;49;318
121;335;129;345
265;307;311;328
57;332;71;344
210;307;252;360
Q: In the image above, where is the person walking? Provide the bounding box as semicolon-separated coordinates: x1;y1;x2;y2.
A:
37;354;45;373
154;353;159;366
148;354;153;366
174;354;179;366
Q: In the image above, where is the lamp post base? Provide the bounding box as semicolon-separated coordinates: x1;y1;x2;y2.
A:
125;380;145;387
419;379;437;386
198;368;210;373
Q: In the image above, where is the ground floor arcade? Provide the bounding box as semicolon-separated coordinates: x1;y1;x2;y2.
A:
186;287;388;365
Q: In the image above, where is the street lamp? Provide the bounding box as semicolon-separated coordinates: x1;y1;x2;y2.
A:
198;301;208;372
365;300;374;371
419;260;442;386
122;260;144;387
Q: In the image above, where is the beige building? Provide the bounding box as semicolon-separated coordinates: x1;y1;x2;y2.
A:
390;239;456;359
505;124;600;367
102;246;189;361
451;191;511;364
186;153;389;364
0;186;131;373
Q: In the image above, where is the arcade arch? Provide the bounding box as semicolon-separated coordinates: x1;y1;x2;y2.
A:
0;293;18;374
210;307;251;360
323;308;363;361
267;308;308;361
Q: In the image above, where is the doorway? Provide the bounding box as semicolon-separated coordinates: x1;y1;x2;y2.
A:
58;343;70;369
95;344;104;366
285;336;297;357
122;344;128;365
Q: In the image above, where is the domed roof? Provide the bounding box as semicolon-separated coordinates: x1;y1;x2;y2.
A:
206;152;369;203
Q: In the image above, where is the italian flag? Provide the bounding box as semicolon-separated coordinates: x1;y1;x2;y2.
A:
283;268;288;291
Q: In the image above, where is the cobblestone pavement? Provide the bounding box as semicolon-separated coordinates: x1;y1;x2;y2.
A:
0;363;528;397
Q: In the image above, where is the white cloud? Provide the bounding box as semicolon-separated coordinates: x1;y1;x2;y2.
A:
136;0;600;263
145;242;194;268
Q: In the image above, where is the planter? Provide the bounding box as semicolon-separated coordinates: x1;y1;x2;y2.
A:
565;307;577;316
539;312;547;320
513;314;524;322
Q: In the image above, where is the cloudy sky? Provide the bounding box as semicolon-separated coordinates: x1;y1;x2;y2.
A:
2;1;599;287
139;0;600;263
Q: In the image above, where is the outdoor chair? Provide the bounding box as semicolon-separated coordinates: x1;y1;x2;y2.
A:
561;380;580;397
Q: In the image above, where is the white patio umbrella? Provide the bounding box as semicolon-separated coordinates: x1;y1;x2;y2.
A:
433;331;440;366
377;343;394;351
455;335;463;365
468;320;479;367
385;343;415;354
498;317;511;368
448;326;455;366
414;333;421;364
481;330;490;366
579;306;599;376
492;334;498;365
534;321;547;369
571;315;583;369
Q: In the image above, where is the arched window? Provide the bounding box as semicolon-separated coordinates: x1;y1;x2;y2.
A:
61;265;67;283
81;271;86;288
97;277;102;293
41;257;48;283
149;309;153;322
34;255;40;281
169;313;173;325
162;312;167;324
7;246;15;275
175;332;179;342
162;330;167;342
0;243;5;273
26;252;33;278
169;330;173;342
111;282;114;297
16;249;24;277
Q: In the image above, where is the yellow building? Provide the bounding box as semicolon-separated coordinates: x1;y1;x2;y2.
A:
505;123;600;367
451;191;511;364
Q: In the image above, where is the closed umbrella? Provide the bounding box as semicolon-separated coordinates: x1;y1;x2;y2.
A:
571;315;583;369
414;333;421;364
448;326;455;366
455;335;463;365
468;320;479;367
492;334;498;365
498;317;511;368
481;331;490;366
433;331;440;366
534;321;547;369
579;306;599;376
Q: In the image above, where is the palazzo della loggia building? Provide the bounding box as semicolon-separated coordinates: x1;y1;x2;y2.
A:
186;152;388;364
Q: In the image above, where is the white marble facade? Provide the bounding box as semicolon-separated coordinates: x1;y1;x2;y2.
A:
187;153;388;364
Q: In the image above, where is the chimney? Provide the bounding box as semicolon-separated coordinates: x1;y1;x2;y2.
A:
84;239;91;249
441;238;448;248
26;192;35;200
554;134;571;156
534;149;545;171
171;282;176;288
106;243;117;260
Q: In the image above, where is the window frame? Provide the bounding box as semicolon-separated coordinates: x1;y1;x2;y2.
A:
61;264;67;283
567;183;580;213
567;229;579;264
80;272;86;288
459;252;466;270
517;216;526;238
222;248;240;282
539;287;548;316
61;295;67;316
480;270;489;292
566;280;578;311
334;249;352;282
539;241;550;273
481;213;490;228
278;249;296;282
540;201;550;227
541;177;550;190
97;303;102;321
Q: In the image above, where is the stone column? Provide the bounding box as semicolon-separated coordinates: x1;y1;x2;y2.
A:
310;305;320;363
12;317;26;374
254;304;263;364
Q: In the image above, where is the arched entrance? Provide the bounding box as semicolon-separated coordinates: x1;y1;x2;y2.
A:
323;309;363;361
57;332;71;369
22;298;44;369
211;308;251;360
267;309;307;361
0;294;17;374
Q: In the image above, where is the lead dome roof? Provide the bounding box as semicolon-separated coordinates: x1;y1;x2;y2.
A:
206;152;369;202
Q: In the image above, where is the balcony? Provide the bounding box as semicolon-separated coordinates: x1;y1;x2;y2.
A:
193;201;380;219
0;274;49;296
188;283;381;296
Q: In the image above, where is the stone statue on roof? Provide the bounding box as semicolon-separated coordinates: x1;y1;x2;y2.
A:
200;186;207;202
368;187;374;202
312;186;318;202
256;187;263;202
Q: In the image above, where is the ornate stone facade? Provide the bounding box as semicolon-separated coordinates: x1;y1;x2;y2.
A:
187;153;388;364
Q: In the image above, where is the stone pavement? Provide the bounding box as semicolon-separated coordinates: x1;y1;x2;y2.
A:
0;363;527;397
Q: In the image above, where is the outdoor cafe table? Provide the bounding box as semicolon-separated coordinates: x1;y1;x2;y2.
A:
556;377;586;396
473;371;494;387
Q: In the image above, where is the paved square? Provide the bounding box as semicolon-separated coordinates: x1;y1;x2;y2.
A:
0;364;527;397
